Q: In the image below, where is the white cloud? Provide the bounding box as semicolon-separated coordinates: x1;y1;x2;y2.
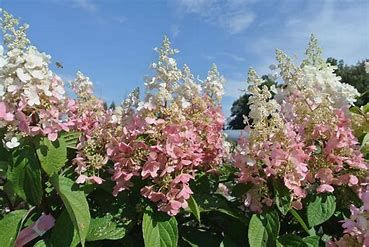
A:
247;0;369;68
223;12;255;34
220;0;369;115
51;0;98;13
224;77;246;97
52;0;127;24
171;24;180;37
220;52;246;62
176;0;217;14
202;53;216;61
172;0;257;34
113;16;127;24
70;0;97;13
301;1;369;64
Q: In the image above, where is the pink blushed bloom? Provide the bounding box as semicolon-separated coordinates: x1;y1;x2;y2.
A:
141;161;160;178
176;184;193;200
160;200;182;216
145;117;156;125
317;184;334;193
76;175;88;184
173;174;194;184
76;175;103;184
47;132;58;142
90;176;103;184
0;102;14;121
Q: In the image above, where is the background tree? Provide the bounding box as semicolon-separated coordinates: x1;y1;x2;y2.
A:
109;101;116;110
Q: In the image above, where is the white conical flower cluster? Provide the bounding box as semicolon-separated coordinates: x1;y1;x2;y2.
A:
112;87;140;124
177;64;201;108
203;64;225;104
0;9;30;50
144;35;182;108
0;10;71;145
274;35;359;110
142;36;225;112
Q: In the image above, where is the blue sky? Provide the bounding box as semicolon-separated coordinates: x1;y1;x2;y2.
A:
1;0;368;117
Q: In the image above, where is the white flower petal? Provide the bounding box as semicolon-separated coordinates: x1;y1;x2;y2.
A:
16;68;31;82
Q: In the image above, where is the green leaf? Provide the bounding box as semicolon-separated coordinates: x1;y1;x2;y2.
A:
7;146;43;205
248;210;280;247
37;137;67;176
361;133;369;150
142;209;178;247
218;164;237;180
302;236;320;247
33;240;47;247
289;209;310;235
51;175;90;247
231;183;252;198
181;226;222;247
0;160;8;173
0;146;10;162
350;105;362;115
219;235;239;247
248;214;268;247
263;210;280;246
193;193;241;220
61;132;81;149
277;235;308;247
363;103;369;114
86;216;127;241
187;196;201;223
306;194;336;227
50;210;80;247
273;179;292;215
0;210;27;247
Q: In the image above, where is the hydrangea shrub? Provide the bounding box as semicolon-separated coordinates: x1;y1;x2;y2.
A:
0;10;368;247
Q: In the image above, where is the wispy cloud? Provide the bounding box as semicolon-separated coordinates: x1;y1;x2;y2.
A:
221;12;255;34
224;78;246;97
113;16;127;24
175;0;217;14
52;0;128;24
202;53;216;61
246;0;369;72
70;0;97;13
220;52;246;62
50;0;98;13
172;0;257;34
170;24;180;38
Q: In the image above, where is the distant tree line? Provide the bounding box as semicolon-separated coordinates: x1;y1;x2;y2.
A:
103;101;116;110
227;58;369;129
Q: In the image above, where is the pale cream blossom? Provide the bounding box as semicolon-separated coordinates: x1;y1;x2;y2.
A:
144;36;182;107
203;63;225;104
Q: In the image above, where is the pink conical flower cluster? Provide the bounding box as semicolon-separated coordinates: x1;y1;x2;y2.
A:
105;37;226;215
233;36;368;212
70;37;226;216
0;11;226;216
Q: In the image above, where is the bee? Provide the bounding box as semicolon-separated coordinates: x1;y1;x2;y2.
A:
55;62;63;68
